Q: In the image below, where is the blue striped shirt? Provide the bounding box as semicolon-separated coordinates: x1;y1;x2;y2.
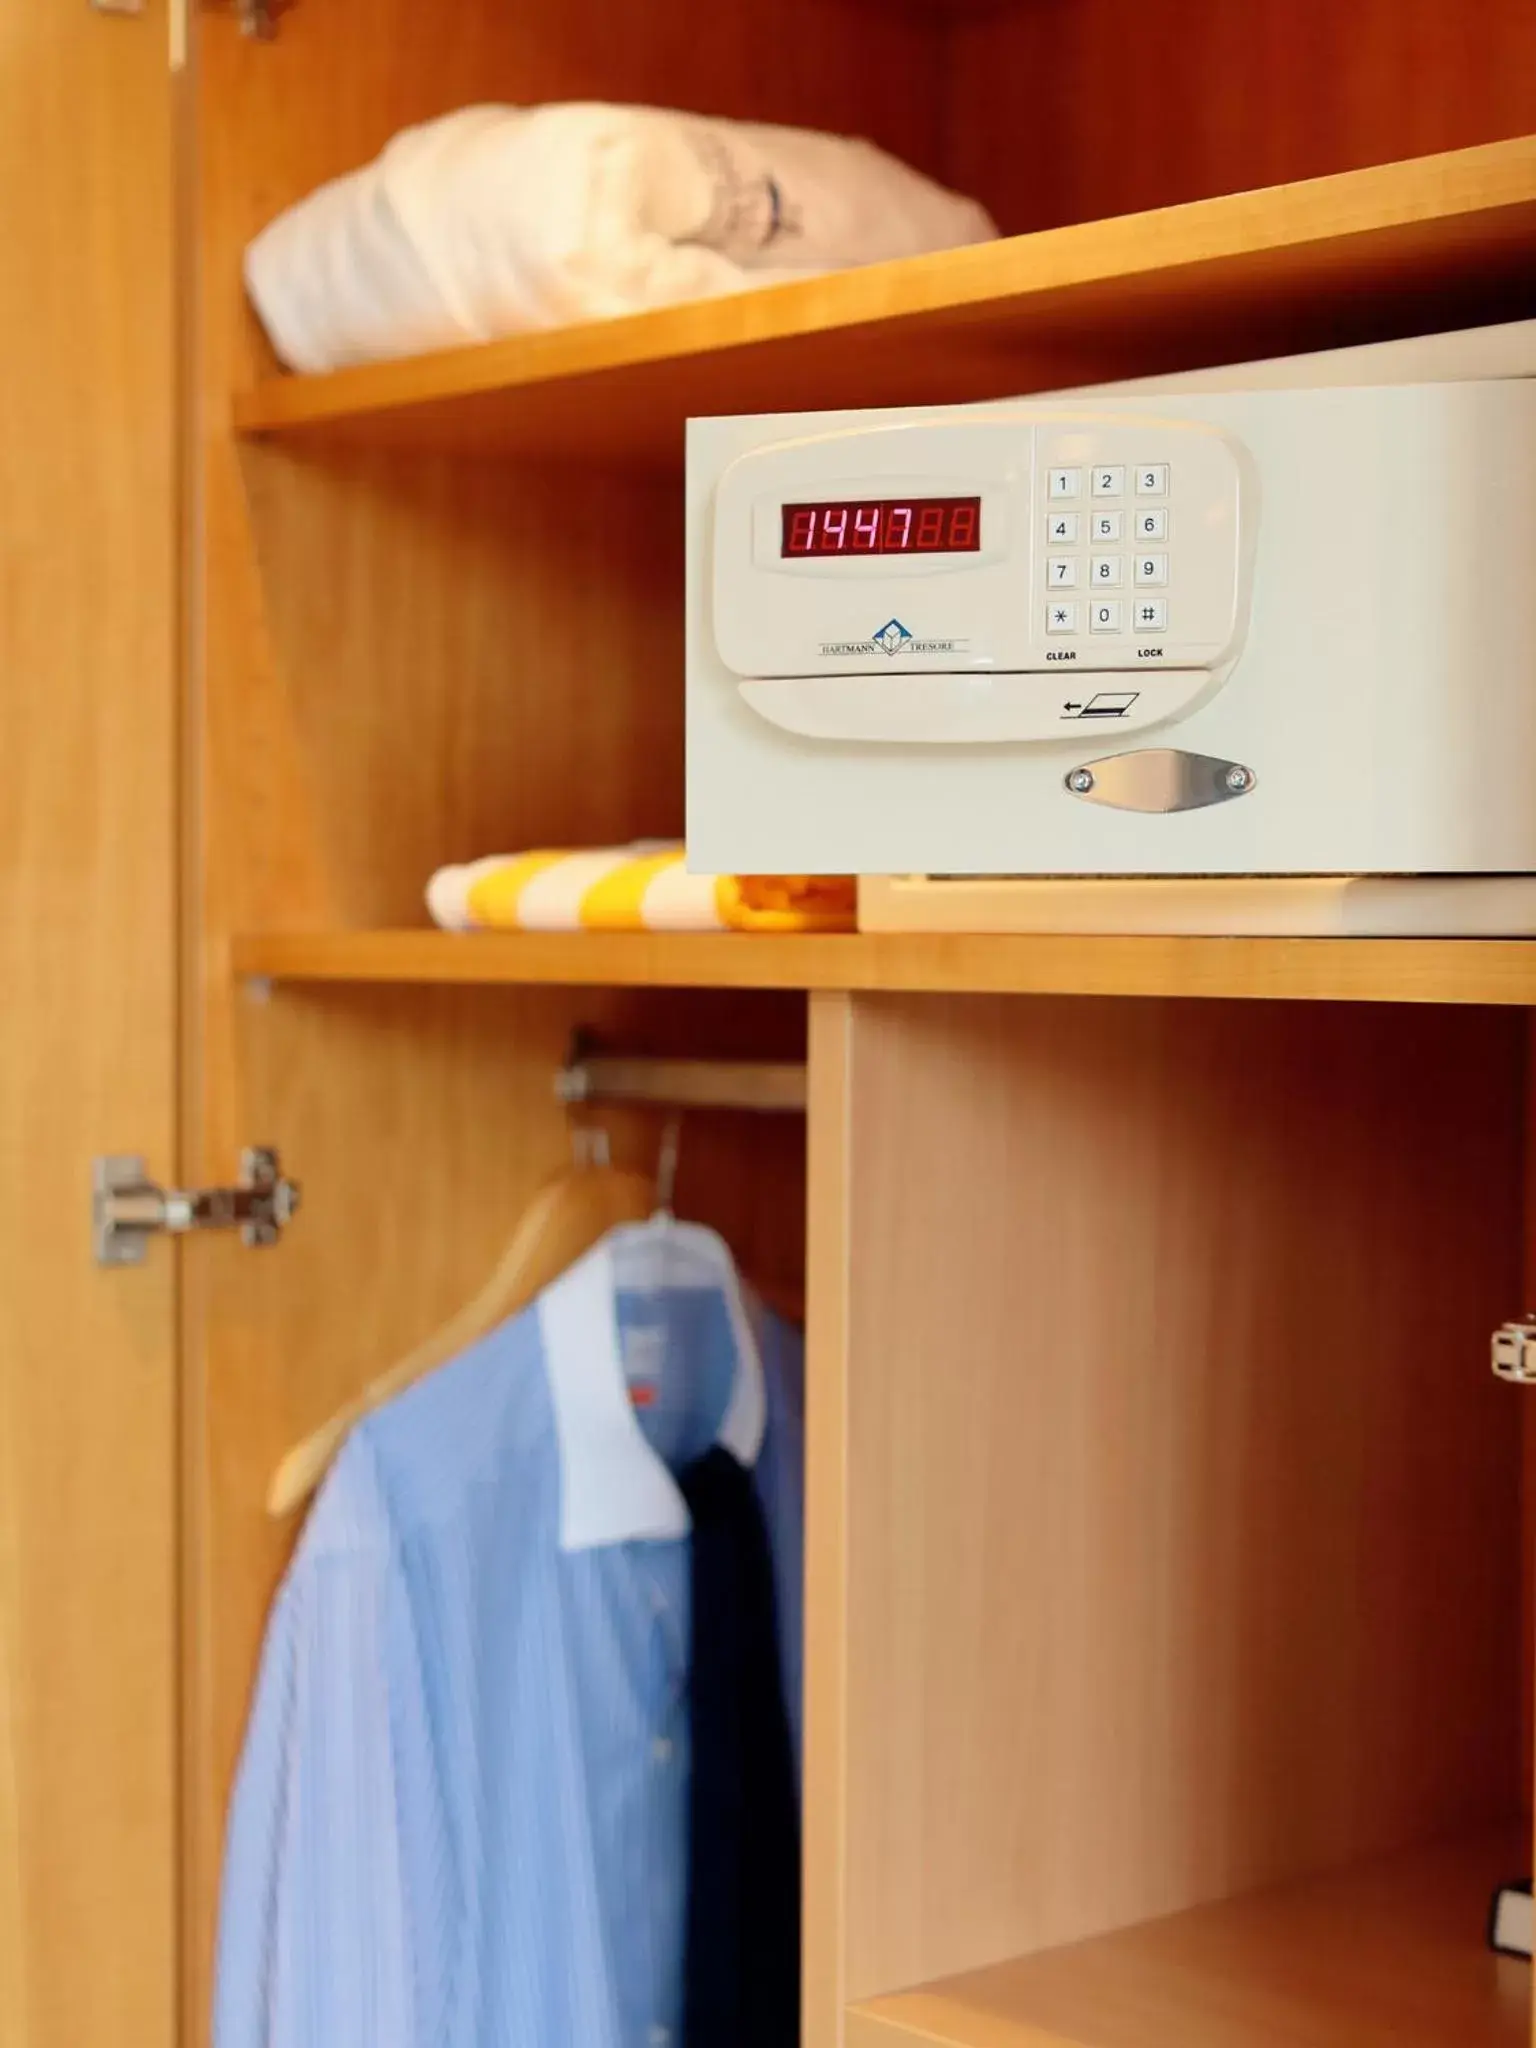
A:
214;1224;803;2048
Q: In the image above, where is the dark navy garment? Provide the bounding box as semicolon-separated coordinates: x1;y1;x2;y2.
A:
680;1446;800;2048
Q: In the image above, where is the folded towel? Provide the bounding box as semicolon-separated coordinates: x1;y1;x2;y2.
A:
427;847;857;934
247;103;997;373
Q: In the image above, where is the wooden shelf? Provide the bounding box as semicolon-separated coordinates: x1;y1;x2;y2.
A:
232;928;1536;1006
231;137;1536;465
846;1831;1530;2048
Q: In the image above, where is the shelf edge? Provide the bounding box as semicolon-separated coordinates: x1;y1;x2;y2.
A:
230;930;1536;1006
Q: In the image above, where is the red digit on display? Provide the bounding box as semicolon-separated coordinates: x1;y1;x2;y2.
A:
781;494;983;556
914;503;945;549
947;502;978;550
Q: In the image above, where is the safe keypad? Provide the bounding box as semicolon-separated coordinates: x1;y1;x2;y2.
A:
1042;463;1171;639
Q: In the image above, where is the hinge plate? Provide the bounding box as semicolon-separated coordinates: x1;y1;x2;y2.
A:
236;0;288;37
93;1146;301;1267
1492;1319;1536;1385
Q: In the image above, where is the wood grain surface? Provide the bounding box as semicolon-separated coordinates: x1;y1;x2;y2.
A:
948;0;1536;235
232;926;1536;1009
812;995;1522;2013
846;1830;1530;2048
0;1;180;2043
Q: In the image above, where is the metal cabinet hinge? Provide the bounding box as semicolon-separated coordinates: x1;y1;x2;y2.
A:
1492;1318;1536;1385
235;0;287;38
93;1146;301;1267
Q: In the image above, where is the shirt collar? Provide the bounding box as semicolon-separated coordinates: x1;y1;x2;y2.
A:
536;1221;767;1553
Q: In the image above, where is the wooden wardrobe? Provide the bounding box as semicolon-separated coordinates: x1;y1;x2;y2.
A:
5;1;1536;2044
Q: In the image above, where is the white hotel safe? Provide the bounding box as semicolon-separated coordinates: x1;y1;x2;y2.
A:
685;320;1536;933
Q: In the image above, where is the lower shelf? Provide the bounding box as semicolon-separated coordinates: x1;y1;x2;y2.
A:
845;1830;1530;2048
230;929;1536;1006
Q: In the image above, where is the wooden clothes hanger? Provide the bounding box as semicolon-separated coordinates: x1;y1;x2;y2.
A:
267;1126;653;1519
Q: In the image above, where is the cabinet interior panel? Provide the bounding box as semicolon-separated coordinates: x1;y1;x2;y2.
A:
822;994;1524;2003
845;1829;1530;2048
183;3;1536;2042
946;0;1536;236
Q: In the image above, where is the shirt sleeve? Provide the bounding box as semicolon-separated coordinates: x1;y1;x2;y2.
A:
213;1440;420;2048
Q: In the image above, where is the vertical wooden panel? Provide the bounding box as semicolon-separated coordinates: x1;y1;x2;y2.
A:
946;0;1536;235
1522;1019;1536;1820
805;993;856;2048
826;995;1522;2001
0;1;179;2043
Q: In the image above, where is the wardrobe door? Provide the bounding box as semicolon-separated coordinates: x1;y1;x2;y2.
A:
0;2;179;2044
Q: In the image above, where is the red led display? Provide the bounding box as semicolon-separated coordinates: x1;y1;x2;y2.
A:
781;496;981;558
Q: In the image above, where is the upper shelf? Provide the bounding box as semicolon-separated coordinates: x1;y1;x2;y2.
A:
232;136;1536;465
233;928;1536;1007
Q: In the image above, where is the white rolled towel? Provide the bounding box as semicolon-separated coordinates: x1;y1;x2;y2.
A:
246;103;997;373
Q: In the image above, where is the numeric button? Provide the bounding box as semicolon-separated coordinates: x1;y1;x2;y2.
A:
1091;511;1122;542
1135;465;1168;496
1089;554;1122;586
1090;600;1122;633
1049;468;1082;499
1136;507;1168;540
1047;512;1079;544
1047;556;1079;588
1091;466;1125;497
1134;553;1168;586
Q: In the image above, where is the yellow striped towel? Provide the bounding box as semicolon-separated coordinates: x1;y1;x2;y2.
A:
427;845;857;934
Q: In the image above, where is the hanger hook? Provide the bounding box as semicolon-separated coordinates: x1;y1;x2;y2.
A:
656;1115;682;1217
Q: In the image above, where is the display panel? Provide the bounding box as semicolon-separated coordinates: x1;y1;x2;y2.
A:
781;496;981;558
